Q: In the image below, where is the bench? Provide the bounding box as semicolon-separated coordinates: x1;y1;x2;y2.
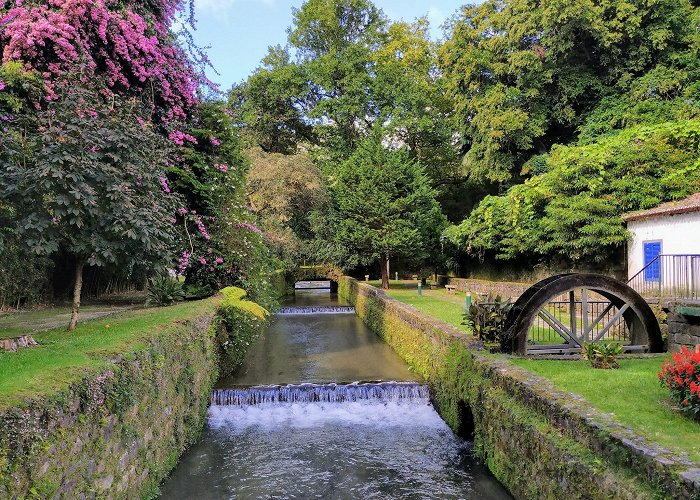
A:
445;285;456;295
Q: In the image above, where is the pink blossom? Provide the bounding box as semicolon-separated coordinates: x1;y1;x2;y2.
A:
177;251;191;274
178;207;187;215
215;257;224;264
168;130;198;146
194;216;211;240
159;176;170;193
0;80;5;91
237;222;262;235
214;163;229;173
199;257;206;265
0;1;204;124
210;135;221;146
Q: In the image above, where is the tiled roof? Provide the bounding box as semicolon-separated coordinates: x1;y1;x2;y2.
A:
622;193;700;222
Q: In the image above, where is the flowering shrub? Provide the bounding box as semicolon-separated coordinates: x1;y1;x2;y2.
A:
658;346;700;419
1;0;202;123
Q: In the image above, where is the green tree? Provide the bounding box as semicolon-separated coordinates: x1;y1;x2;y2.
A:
441;0;695;185
0;82;180;329
331;130;446;289
288;0;387;156
447;120;700;264
229;46;313;154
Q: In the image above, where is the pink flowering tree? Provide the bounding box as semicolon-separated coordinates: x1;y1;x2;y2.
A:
164;103;277;305
0;0;204;124
0;80;181;329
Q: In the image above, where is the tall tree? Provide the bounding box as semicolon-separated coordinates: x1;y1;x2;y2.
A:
288;0;387;155
229;46;313;154
331;130;446;289
441;0;695;186
0;82;180;329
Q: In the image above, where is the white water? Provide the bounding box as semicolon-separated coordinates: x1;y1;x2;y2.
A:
208;399;447;432
161;398;512;499
277;305;356;315
211;381;428;405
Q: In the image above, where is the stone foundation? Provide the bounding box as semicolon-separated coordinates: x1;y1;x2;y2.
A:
441;276;531;299
665;302;700;352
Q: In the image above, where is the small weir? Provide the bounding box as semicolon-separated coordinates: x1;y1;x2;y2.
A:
211;381;429;405
161;289;511;499
277;305;355;314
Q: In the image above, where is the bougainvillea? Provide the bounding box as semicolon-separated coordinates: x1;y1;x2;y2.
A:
658;346;700;419
0;0;201;123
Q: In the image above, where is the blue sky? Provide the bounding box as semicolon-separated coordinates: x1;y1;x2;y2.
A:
189;0;467;92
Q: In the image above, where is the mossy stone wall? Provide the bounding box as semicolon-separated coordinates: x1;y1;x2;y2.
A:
0;302;220;498
340;277;700;500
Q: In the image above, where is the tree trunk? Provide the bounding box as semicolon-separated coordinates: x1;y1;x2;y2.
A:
68;260;85;331
380;253;390;290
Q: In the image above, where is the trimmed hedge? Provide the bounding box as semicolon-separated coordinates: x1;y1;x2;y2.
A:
215;287;269;376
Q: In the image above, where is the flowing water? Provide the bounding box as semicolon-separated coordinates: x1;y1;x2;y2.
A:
161;289;512;499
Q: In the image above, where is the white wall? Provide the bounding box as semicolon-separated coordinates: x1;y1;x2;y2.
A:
627;211;700;279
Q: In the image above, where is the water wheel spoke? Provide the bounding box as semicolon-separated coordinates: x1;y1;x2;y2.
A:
591;304;629;343
583;302;615;338
537;309;581;346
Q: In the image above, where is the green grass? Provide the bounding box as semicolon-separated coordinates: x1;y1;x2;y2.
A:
369;281;699;462
0;300;214;408
369;280;471;332
511;356;700;462
0;305;141;339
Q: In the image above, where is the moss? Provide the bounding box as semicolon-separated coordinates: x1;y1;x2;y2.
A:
214;287;270;376
340;277;670;500
0;287;265;498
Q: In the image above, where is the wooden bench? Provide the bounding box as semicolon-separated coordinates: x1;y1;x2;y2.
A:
445;285;456;295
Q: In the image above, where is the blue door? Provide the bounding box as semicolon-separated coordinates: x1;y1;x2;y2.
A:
643;241;662;281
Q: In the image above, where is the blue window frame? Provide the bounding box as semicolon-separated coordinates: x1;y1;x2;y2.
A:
643;241;662;282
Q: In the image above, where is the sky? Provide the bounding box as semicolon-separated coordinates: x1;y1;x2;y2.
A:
189;0;467;92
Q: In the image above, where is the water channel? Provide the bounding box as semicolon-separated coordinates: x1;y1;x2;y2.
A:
161;286;511;499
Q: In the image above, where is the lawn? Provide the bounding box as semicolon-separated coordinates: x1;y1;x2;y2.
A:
0;304;139;340
512;356;700;462
367;281;700;463
368;280;471;332
0;300;214;408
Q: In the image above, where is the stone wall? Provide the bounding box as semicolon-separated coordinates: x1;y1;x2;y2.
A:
0;301;221;498
339;277;700;500
665;302;700;353
441;276;531;298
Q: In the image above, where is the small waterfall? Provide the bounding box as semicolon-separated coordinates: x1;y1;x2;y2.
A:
277;306;356;315
212;381;430;406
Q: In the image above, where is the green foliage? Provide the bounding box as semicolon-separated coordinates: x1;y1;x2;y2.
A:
463;293;513;344
447;119;700;263
168;103;280;310
215;287;270;375
0;62;44;117
330;129;447;280
145;276;185;307
244;146;326;267
0;80;180;270
582;341;623;369
441;0;696;185
229;46;313;153
0;237;52;309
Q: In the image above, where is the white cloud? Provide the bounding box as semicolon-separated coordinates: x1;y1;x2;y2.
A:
195;0;274;14
426;6;446;39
